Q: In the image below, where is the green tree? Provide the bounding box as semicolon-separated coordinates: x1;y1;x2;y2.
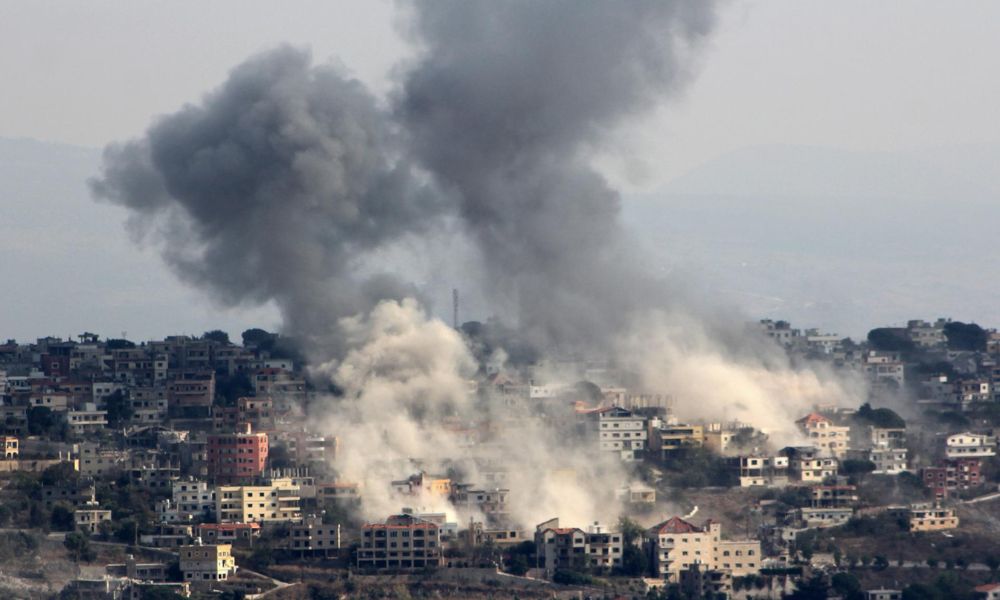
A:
27;406;56;436
618;516;645;545
64;531;96;562
103;389;133;427
867;328;915;353
50;503;75;531
831;572;863;600
620;544;648;577
41;461;78;486
203;330;231;345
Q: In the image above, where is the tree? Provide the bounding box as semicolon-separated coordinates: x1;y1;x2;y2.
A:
842;459;876;477
203;330;231;345
41;461;78;486
831;572;863;600
27;406;56;436
241;328;276;347
103;389;133;427
50;503;75;531
620;544;648;577
64;531;96;562
618;516;645;546
943;321;987;352
785;574;829;600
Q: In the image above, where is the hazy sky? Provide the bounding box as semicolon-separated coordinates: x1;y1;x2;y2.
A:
2;1;1000;342
4;1;999;184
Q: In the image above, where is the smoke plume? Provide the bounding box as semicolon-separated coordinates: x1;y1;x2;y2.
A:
92;1;865;529
91;46;443;355
399;0;717;350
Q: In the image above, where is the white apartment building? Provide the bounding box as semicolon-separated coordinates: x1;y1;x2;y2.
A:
596;406;647;461
946;432;997;458
159;480;217;523
869;445;908;475
67;403;108;434
646;517;761;581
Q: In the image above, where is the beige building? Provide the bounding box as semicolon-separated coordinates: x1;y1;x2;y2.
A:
646;517;760;581
74;503;113;533
179;542;237;583
902;503;959;532
358;514;442;570
290;515;341;555
216;479;301;524
796;413;850;458
1;436;18;459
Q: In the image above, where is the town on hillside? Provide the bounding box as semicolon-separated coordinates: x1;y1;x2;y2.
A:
2;318;1000;599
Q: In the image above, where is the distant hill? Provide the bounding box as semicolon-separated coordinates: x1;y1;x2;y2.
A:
622;143;1000;336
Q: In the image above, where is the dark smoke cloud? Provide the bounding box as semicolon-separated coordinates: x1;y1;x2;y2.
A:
91;46;443;354
93;3;719;359
399;1;717;350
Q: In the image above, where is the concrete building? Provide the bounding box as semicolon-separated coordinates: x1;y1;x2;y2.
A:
289;515;341;555
796;413;850;458
891;503;960;532
646;516;760;581
179;541;237;583
680;562;732;599
358;514;442;570
594;406;647;461
195;522;260;546
739;455;789;487
868;444;908;475
207;424;269;484
922;458;983;500
216;479;301;524
946;432;996;458
74;503;113;533
651;422;704;459
1;435;18;459
67;403;108;434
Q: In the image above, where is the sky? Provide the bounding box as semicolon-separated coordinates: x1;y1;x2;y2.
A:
2;0;1000;341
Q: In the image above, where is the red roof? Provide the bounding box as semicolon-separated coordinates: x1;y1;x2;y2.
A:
796;412;830;426
652;516;702;534
975;583;1000;592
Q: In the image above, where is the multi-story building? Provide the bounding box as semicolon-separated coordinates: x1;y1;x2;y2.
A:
945;432;996;458
178;542;237;583
78;443;128;478
922;458;983;500
67;402;108;434
680;562;732;599
215;479;301;524
159;479;217;523
645;516;760;581
782;447;839;483
450;486;509;521
595;406;647;461
391;472;451;497
358;514;442;570
799;507;854;528
289;515;341;555
207;424;268;484
868;444;908;475
895;503;959;532
168;371;215;416
651;422;704;460
74;503;113;533
534;519;624;573
796;413;850;458
583;523;624;571
739;455;789;487
810;485;858;508
195;522;260;546
1;435;18;459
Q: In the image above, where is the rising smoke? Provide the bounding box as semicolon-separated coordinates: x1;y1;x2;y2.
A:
92;1;863;528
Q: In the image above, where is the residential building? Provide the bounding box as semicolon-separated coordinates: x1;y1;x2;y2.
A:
289;515;341;555
160;479;216;523
74;503;113;533
646;516;760;581
892;503;959;532
178;541;237;583
215;479;301;524
739;455;789;487
595;406;647;461
358;514;442;570
946;432;996;458
1;435;18;459
651;422;704;459
450;486;509;521
796;413;850;458
207;424;269;484
922;458;983;500
680;562;732;599
974;583;1000;600
799;507;854;528
866;590;902;600
391;472;451;497
868;444;908;475
67;402;108;434
782;447;839;483
195;522;260;546
810;485;859;508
